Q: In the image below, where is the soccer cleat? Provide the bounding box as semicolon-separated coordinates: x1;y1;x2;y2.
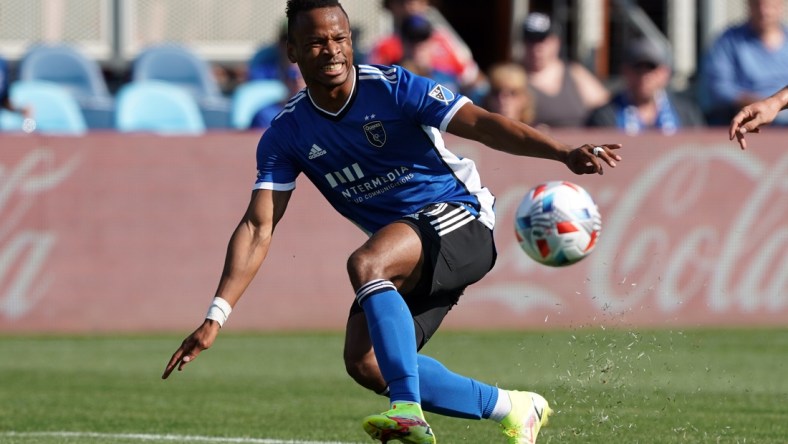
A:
362;402;436;443
499;391;553;444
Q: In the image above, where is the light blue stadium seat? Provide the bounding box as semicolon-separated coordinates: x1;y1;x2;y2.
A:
0;109;24;132
19;44;115;129
132;44;231;128
115;81;206;134
230;80;288;129
9;81;88;135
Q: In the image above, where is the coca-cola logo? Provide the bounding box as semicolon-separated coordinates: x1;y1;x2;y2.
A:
0;149;80;319
474;146;788;318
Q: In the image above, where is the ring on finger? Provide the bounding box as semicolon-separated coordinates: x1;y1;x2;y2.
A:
592;146;604;157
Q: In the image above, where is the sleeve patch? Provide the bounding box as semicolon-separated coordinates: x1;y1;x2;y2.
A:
428;84;455;105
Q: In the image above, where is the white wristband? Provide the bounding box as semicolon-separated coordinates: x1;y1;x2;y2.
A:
205;297;232;327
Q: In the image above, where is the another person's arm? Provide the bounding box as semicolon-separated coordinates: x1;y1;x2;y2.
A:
569;62;610;110
729;85;788;150
447;102;621;175
162;188;292;378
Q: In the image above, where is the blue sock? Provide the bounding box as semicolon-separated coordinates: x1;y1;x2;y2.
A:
357;279;420;404
417;354;499;419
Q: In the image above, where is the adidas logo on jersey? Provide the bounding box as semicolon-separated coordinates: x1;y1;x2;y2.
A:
308;144;327;159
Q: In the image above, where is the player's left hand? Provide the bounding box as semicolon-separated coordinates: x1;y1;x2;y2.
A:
565;144;622;175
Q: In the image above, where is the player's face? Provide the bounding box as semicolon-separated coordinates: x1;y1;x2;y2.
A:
288;6;354;92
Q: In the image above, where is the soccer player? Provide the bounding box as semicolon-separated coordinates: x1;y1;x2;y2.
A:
729;85;788;149
162;1;622;443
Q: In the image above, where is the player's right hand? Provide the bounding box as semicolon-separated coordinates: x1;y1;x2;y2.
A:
565;144;622;175
161;319;220;379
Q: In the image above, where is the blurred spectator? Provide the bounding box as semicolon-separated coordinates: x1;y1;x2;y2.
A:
483;62;534;124
587;38;705;135
521;12;609;128
699;0;788;125
0;56;32;121
249;63;305;129
248;21;291;82
212;63;246;95
395;14;460;92
369;0;487;101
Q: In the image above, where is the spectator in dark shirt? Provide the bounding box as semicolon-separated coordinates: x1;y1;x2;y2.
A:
521;12;609;128
587;38;704;134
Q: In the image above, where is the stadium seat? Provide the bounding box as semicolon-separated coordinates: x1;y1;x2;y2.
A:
115;81;206;134
0;109;24;132
132;43;231;128
230;80;288;129
9;80;88;135
19;44;115;129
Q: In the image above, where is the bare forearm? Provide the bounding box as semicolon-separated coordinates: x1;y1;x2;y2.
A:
214;219;271;307
454;109;571;162
770;86;788;111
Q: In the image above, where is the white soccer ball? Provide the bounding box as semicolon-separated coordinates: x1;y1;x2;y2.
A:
514;181;601;267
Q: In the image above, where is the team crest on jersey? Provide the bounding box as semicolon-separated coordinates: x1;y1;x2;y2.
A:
363;120;387;148
428;85;455;105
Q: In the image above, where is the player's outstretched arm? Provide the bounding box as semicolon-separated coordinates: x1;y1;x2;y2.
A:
162;189;293;379
729;85;788;150
446;103;621;175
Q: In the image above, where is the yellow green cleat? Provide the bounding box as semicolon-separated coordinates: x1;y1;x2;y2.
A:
499;391;553;444
362;402;436;443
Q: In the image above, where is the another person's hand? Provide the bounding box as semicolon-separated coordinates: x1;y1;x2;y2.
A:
565;144;622;175
20;105;33;119
162;320;221;379
729;87;788;150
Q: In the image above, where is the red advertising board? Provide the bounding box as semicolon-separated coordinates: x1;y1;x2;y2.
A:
0;130;786;332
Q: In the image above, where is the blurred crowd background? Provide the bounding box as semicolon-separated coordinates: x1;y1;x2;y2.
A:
0;0;786;135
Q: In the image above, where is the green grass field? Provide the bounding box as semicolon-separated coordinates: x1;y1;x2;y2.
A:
1;328;786;444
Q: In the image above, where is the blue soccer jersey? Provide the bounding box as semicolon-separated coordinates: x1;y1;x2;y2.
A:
254;64;495;235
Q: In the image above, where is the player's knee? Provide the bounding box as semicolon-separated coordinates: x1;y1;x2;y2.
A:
346;248;382;283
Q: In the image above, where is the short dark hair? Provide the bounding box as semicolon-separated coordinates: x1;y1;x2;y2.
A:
286;0;348;41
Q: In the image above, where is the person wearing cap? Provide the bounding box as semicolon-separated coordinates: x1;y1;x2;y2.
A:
521;12;609;128
699;0;788;126
586;38;705;135
369;0;486;101
394;14;461;93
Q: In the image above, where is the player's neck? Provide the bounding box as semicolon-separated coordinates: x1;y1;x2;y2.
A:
307;66;356;114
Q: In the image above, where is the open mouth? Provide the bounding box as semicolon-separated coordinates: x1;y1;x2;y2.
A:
321;61;345;74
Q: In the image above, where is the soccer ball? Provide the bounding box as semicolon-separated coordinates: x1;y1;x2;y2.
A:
514;181;601;267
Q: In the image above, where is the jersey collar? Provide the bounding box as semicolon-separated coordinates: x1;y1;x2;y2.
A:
307;65;359;121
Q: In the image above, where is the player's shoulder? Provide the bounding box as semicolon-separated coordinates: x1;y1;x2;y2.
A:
357;64;431;95
358;64;402;85
269;88;310;126
260;90;309;145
